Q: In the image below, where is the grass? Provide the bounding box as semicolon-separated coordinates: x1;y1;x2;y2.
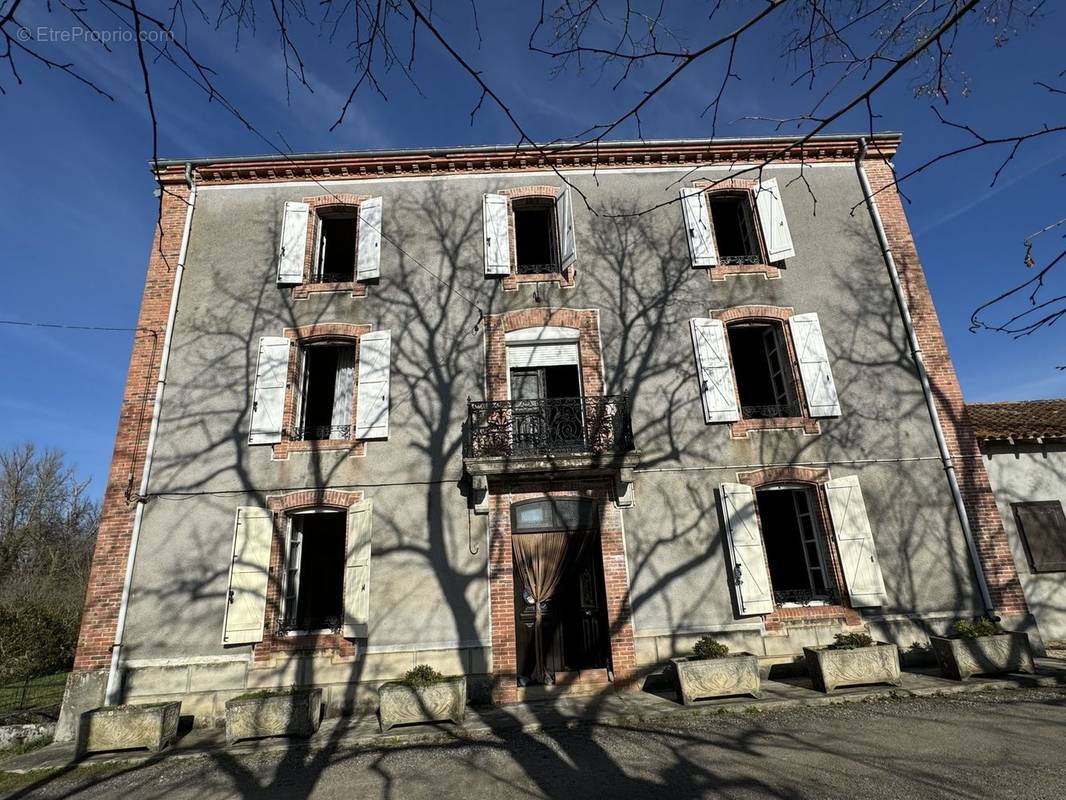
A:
0;673;68;719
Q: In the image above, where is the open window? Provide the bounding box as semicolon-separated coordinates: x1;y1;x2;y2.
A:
315;211;358;283
483;189;576;278
295;343;355;441
755;486;835;606
281;510;347;633
513;197;560;274
708;192;760;265
726;322;799;420
506;330;584;453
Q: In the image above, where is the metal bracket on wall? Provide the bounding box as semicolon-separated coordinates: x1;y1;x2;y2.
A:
615;467;635;509
472;474;489;515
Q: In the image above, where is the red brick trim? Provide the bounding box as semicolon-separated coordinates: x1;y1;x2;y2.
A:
73;187;191;671
272;323;372;460
291;194;371;300
484;308;603;402
495;186;576;291
734;466;861;629
863;157;1028;616
487;481;636;704
252;490;366;662
691;178;781;281
710;305;821;438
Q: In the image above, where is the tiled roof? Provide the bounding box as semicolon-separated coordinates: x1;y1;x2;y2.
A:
966;399;1066;441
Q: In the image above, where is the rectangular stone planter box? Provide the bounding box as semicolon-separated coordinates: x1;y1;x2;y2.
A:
803;643;901;694
76;702;181;756
378;677;466;733
224;688;322;745
929;632;1035;680
669;654;761;705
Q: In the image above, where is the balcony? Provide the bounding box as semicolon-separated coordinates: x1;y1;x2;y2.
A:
463;394;638;484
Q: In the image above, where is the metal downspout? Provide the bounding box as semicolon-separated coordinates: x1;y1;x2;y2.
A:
104;164;198;704
854;138;995;617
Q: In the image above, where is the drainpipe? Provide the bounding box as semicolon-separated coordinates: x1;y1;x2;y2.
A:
854;138;995;618
104;164;198;704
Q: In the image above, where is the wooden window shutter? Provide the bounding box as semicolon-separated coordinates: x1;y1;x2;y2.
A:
248;336;291;445
221;507;274;645
483;193;511;275
342;499;373;639
277;201;309;284
754;178;795;261
356;196;382;281
825;475;888;607
788;313;840;417
689;318;740;423
1012;501;1066;572
719;483;774;616
680;188;718;267
555;188;577;269
355;331;391;439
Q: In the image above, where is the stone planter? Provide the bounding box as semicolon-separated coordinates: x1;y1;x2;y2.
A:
75;702;181;756
224;688;322;745
378;677;466;733
669;654;761;705
929;632;1035;680
803;643;901;694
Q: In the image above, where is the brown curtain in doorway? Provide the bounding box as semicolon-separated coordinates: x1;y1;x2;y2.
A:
512;532;570;685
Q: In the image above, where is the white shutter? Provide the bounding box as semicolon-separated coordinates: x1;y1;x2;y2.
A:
277;201;309;284
222;507;273;645
556;188;577;269
331;346;355;439
355;331;391;439
689;318;740;423
483;193;511;275
507;342;580;369
680;188;717;267
249;336;291;445
719;483;774;616
789;313;840;417
825;476;887;607
356;196;382;281
342;499;373;639
754;178;795;261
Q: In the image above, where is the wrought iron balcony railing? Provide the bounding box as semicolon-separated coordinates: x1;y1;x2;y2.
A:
740;401;803;420
516;261;562;275
289;424;353;441
465;394;635;459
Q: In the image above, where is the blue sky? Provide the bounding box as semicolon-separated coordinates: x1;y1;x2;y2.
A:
1;2;1063;496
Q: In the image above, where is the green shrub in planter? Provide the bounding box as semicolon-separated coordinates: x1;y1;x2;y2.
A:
378;666;466;732
930;619;1034;680
692;637;729;660
400;664;445;688
952;617;1000;639
669;638;759;704
827;632;875;651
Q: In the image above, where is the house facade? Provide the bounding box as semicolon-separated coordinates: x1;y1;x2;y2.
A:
57;135;1035;736
968;400;1066;645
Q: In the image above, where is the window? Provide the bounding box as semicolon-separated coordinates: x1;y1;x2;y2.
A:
315;212;358;283
513;197;560;274
726;322;799;420
281;510;347;632
755;487;835;606
708;192;760;264
1012;501;1066;572
295;343;355;441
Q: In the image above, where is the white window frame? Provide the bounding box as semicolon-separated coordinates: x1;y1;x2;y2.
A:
280;508;348;636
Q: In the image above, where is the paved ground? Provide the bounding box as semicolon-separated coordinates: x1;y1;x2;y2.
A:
2;687;1065;799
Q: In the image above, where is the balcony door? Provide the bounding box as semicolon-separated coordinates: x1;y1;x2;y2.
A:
510;365;583;454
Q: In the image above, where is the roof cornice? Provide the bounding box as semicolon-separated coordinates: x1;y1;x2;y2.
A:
154;133;902;186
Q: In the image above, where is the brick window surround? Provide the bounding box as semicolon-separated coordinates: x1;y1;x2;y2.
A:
712;305;820;438
291;194;372;300
692;178;781;282
487;481;636;704
272;323;373;460
735;466;862;630
494;185;577;292
252;489;365;663
483;308;603;402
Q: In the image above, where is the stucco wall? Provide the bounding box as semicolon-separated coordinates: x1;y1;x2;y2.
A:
982;441;1066;643
117;162;984;682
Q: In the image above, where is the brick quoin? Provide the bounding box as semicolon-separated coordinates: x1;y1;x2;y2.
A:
73;186;191;672
864;157;1028;616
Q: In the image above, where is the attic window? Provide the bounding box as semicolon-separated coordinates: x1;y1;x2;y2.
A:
316;212;358;283
727;322;799;420
513;197;559;274
296;343;355;441
282;510;346;632
708;192;760;265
